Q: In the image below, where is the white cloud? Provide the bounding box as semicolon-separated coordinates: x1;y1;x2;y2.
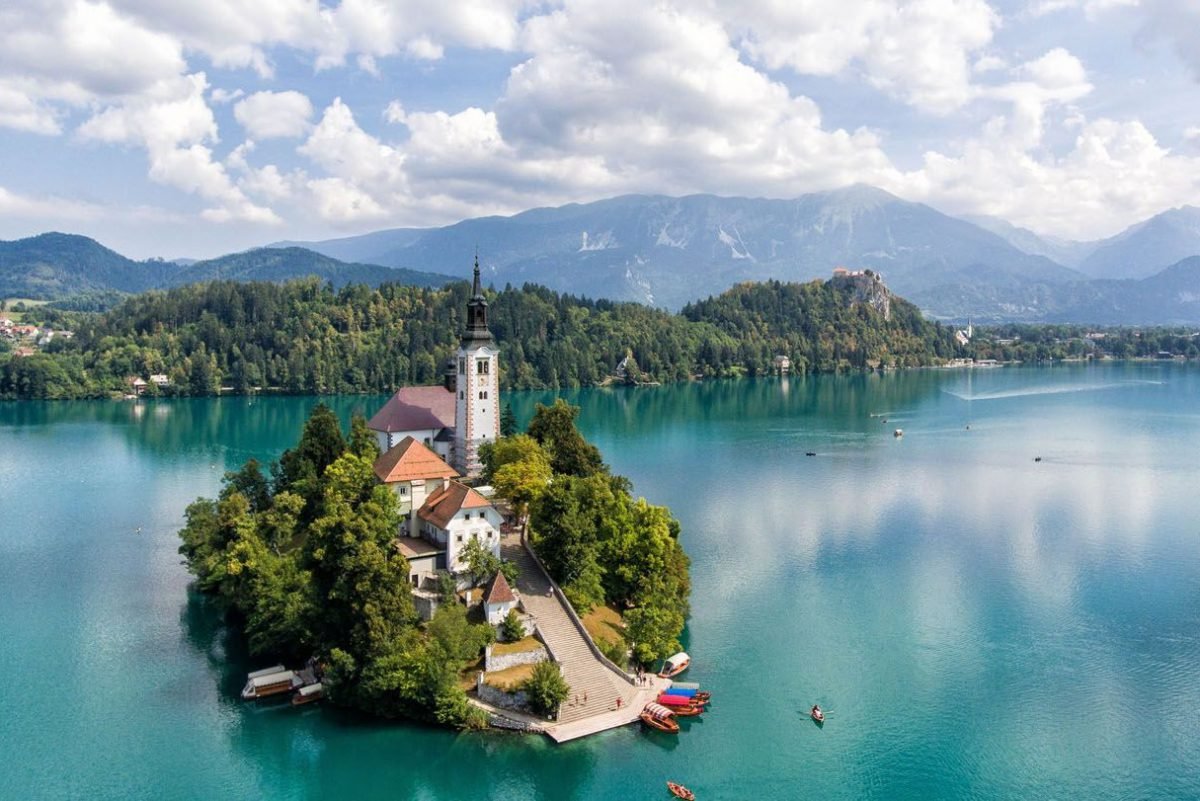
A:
1184;126;1200;141
210;87;244;105
233;90;313;139
731;0;999;113
78;73;279;224
1026;0;1139;19
1137;0;1200;82
0;184;103;220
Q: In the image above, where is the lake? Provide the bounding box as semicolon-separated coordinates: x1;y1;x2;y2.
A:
2;362;1199;800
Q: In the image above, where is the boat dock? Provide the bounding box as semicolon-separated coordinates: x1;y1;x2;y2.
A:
543;679;670;742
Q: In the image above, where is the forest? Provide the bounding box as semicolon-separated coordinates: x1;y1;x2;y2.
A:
0;276;960;399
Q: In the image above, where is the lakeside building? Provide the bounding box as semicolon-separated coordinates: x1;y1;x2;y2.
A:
369;257;504;615
368;257;499;477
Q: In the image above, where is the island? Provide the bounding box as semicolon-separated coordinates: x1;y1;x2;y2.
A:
178;259;691;739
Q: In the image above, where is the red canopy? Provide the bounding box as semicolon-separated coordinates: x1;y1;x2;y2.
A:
657;693;699;707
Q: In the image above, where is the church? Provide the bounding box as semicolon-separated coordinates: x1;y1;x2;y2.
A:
367;258;505;608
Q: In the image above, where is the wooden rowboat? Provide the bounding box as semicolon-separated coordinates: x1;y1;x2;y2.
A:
667;781;696;800
641;702;680;733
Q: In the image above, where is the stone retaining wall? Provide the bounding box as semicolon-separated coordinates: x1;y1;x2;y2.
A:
477;682;533;714
485;642;548;673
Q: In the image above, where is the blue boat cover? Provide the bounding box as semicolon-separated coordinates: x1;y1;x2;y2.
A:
664;687;697;697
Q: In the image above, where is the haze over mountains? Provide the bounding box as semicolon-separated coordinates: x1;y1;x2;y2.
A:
5;186;1200;324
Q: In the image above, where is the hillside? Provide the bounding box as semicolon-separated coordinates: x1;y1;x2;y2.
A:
169;247;453;289
0;234;455;301
0;233;176;299
0;276;958;399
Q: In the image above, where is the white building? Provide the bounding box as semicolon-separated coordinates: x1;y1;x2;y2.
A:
368;256;499;478
483;571;518;625
367;385;456;460
417;480;503;575
373;435;459;539
453;257;500;478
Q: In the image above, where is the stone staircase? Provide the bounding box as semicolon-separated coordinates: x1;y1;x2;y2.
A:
501;534;642;726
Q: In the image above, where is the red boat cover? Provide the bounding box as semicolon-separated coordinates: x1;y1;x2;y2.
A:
657;693;698;707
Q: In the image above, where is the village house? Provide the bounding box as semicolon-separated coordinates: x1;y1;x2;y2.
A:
483;570;518;626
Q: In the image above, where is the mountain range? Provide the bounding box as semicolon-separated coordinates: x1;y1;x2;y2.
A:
275;187;1200;323
5;187;1200;324
0;234;455;300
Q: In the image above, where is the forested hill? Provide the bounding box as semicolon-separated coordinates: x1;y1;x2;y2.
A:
0;277;959;399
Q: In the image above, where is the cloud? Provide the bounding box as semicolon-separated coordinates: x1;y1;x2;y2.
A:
79;73;279;223
0;184;103;220
233;90;313;139
731;0;1000;113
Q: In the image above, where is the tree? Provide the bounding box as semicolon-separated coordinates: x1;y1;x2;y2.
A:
349;413;379;460
460;536;502;588
624;603;685;665
490;440;552;526
500;403;518;437
527;399;606;477
523;660;570;718
501;608;524;642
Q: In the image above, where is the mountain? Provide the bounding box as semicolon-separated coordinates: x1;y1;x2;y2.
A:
277;186;1083;316
1078;207;1200;280
961;215;1096;268
0;232;177;299
0;234;456;301
1049;256;1200;325
168;247;453;290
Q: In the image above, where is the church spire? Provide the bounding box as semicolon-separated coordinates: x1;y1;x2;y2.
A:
472;250;482;298
462;252;493;345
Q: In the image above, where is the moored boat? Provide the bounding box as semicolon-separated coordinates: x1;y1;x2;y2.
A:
658;651;690;678
291;682;323;706
641;702;680;733
658;692;708;708
241;669;300;700
670;681;700;691
662;687;710;702
811;704;825;724
667;781;696;800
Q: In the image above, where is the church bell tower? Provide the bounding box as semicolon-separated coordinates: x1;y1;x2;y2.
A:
453;255;499;477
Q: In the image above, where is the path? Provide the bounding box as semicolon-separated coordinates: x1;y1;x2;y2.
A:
499;532;670;741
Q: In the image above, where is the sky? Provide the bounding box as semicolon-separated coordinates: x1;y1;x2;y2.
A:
0;0;1198;260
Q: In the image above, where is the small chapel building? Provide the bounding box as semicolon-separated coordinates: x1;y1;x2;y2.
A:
369;257;506;615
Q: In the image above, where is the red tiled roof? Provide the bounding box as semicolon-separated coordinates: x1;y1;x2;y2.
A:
373;436;458;483
418;480;493;530
484;570;515;605
368;385;455;433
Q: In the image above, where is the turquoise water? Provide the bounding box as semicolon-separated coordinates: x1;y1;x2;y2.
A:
2;363;1200;800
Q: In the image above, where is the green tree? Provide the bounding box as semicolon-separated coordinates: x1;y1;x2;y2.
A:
500;402;518;437
527;399;606;477
459;536;502;588
523;660;570;718
501;608;524;642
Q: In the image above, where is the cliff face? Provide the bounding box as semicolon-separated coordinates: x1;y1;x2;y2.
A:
831;271;891;320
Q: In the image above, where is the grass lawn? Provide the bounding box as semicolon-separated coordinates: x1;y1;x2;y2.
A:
483;663;536;691
2;298;49;323
491;636;544;657
582;604;624;648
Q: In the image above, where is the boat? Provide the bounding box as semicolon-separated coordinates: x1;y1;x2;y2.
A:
810;705;825;724
662;687;710;702
667;781;696;800
641;703;680;733
656;695;705;715
241;669;300;700
658;651;690;678
670;681;701;691
658;692;708;709
291;682;323;706
893;428;903;438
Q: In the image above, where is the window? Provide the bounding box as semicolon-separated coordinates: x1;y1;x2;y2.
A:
477;359;489;375
399;486;408;496
478;390;487;400
458;357;466;375
456;534;463;543
459;390;464;400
